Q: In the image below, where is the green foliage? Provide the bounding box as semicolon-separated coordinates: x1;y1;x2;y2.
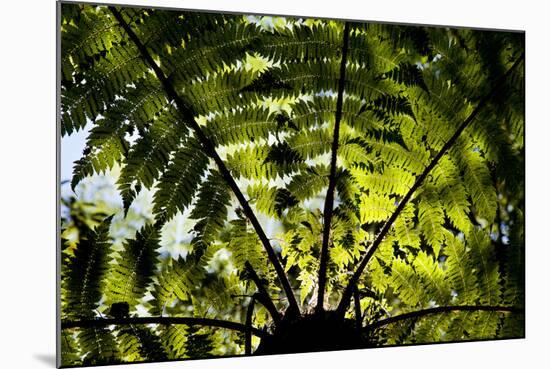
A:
62;217;114;319
152;139;210;223
225;218;268;275
117;325;168;362
182;326;215;359
106;224;161;310
78;328;121;366
60;3;524;366
444;231;480;303
189;171;231;250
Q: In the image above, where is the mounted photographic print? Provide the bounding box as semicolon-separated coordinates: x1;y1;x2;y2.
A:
58;1;525;367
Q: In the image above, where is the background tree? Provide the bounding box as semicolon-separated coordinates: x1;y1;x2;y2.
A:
59;3;524;366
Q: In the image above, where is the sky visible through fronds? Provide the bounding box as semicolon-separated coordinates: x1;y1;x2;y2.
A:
59;3;524;367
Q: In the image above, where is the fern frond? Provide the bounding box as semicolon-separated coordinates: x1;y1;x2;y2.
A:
225;218;268;275
468;109;524;194
246;183;279;218
106;223;160;309
61;5;524;361
157;324;188;359
417;188;446;257
344;65;401;101
444;311;474;340
287;127;332;159
152;139;209;223
467;228;501;305
359;193;395;224
390;258;423;306
117;325;168;362
348;26;409;72
63;216;114;319
184;68;264;115
61;42;149;135
338;142;375;167
352;165;415;196
150;253;213;315
164;22;262;83
357;135;428;175
78;327;121;365
271;60;340;93
383;62;428;91
71;118;129;189
468;311;499;339
502;209;524;306
117;107;187;211
393;203;421;249
412;251;451;304
189;171;231;250
499;313;525;338
61;331;82;367
460;150;497;225
182;326;215;359
206;107;278;146
370;95;415;119
411;312;450;343
259;23;340;63
335;168;361;204
289;96;337;130
431;156;471;233
226;145;302;180
367;247;392;293
61;4;124;82
287;165;330;202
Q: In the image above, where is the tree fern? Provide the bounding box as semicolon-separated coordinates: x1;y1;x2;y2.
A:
60;3;524;365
